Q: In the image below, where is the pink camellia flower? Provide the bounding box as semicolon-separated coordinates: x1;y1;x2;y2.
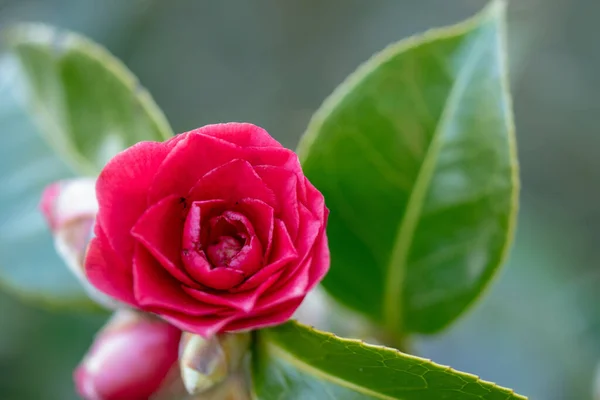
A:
85;123;329;336
74;310;181;400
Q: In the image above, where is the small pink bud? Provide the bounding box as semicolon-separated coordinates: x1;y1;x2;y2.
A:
40;178;118;308
74;310;181;400
40;178;98;232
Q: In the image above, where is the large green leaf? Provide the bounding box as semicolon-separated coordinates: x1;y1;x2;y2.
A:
5;23;173;175
0;23;171;308
298;1;518;335
0;56;98;310
252;321;526;399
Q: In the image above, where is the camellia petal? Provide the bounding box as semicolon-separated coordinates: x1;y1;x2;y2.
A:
188;159;276;207
85;229;136;305
294;203;323;259
162;312;237;339
307;224;331;290
304;178;327;221
253;217;329;311
234;219;297;292
200;122;283;148
96;139;181;262
232;198;274;254
254;165;300;240
180;203;247;290
133;246;220;316
149;133;243;204
243;146;300;175
131;195;197;287
221;297;304;333
256;258;312;310
182;286;258;313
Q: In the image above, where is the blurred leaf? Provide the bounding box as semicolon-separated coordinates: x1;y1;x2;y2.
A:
5;23;173;175
0;56;99;310
252;321;526;399
416;205;600;399
298;1;517;336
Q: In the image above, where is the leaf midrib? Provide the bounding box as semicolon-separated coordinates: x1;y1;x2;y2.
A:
262;339;398;400
257;323;526;400
382;14;496;334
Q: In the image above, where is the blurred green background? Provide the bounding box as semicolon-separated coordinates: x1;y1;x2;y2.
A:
0;0;597;399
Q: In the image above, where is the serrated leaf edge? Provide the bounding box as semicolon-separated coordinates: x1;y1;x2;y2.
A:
254;321;527;400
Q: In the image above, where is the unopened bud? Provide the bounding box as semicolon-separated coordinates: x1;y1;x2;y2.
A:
40;178;118;308
74;310;181;400
40;179;97;232
188;371;250;400
179;332;250;395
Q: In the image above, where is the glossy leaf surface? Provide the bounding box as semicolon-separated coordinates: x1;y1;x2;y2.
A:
0;56;97;309
0;23;172;308
298;1;518;335
5;23;173;175
252;321;526;399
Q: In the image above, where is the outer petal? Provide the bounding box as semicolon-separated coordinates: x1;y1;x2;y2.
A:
243;146;300;174
303;177;327;221
307;224;331;291
85;227;136;306
254;166;300;240
162;312;236;338
182;269;281;314
294;203;323;261
149;133;244;204
197;122;283;148
132;245;220;316
182;287;257;313
250;207;328;311
149;131;299;204
96;138;182;261
255;257;311;311
221;297;304;333
187;159;276;207
254;227;329;311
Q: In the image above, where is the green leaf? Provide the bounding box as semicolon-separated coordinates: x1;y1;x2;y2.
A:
252;321;526;399
298;1;518;335
5;23;173;175
0;24;170;309
0;56;100;311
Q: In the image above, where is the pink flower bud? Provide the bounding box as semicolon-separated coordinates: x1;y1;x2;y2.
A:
40;179;98;232
40;178;118;308
74;310;181;400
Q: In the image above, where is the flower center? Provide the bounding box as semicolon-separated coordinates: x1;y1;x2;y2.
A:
206;235;243;268
180;201;264;291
